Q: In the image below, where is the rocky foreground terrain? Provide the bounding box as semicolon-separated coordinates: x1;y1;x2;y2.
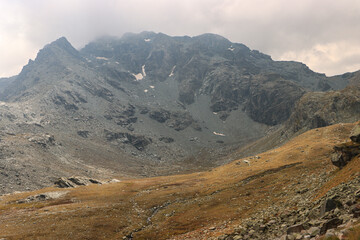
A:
0;122;359;240
0;32;360;194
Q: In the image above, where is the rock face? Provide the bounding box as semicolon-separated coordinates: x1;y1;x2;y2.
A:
104;130;152;151
285;78;360;135
331;124;360;168
331;142;360;168
242;74;305;125
0;32;357;194
350;124;360;143
285;72;360;137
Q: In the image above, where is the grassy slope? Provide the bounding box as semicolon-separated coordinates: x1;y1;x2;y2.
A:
0;122;358;240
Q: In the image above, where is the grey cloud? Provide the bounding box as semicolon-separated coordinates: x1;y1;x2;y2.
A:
1;0;360;77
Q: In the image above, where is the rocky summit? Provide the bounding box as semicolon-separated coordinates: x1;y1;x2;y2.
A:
0;32;359;196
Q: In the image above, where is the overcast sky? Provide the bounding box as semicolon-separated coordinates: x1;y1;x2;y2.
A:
1;0;360;77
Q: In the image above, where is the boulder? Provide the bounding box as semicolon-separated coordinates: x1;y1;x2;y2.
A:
331;142;360;168
159;137;174;143
28;134;55;148
332;124;360;168
149;109;170;123
77;130;89;138
350;204;360;218
104;130;152;151
350;134;360;143
320;198;343;216
149;108;201;131
287;224;305;234
307;226;320;237
16;191;68;203
350;124;360;143
55;176;103;188
320;218;343;235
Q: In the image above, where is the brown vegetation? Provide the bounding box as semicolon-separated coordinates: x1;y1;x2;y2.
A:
0;122;359;239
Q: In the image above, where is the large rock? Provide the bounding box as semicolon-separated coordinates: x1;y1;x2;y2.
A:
54;176;103;188
286;223;305;234
320;218;343;235
350;124;360;143
149;109;170;123
148;108;201;131
320;198;343;216
16;191;68;203
104;130;152;151
28;134;55;148
331;141;360;168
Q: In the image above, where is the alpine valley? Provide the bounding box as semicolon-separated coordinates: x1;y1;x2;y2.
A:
0;32;360;240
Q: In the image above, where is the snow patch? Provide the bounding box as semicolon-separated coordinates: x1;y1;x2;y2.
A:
169;65;176;77
149;85;155;89
243;160;251;166
0;102;6;106
115;62;119;64
96;57;109;60
131;65;146;81
213;112;218;115
144;38;151;42
228;46;235;51
142;65;146;77
144;89;148;93
132;73;144;81
213;131;225;136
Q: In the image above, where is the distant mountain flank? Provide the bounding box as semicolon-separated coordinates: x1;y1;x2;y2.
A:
0;31;359;194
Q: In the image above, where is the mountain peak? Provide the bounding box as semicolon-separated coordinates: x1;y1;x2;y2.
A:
52;36;71;47
35;36;80;63
194;33;229;41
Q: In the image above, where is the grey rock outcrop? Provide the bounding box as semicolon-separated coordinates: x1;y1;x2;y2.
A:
331;124;360;168
54;176;103;188
16;191;69;203
350;124;360;143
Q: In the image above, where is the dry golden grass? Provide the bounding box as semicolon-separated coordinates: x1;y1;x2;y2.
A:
347;224;360;240
0;122;358;239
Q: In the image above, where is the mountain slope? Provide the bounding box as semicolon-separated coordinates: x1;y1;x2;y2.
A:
0;32;356;194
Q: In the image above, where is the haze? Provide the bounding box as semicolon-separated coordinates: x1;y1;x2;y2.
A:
1;0;360;77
